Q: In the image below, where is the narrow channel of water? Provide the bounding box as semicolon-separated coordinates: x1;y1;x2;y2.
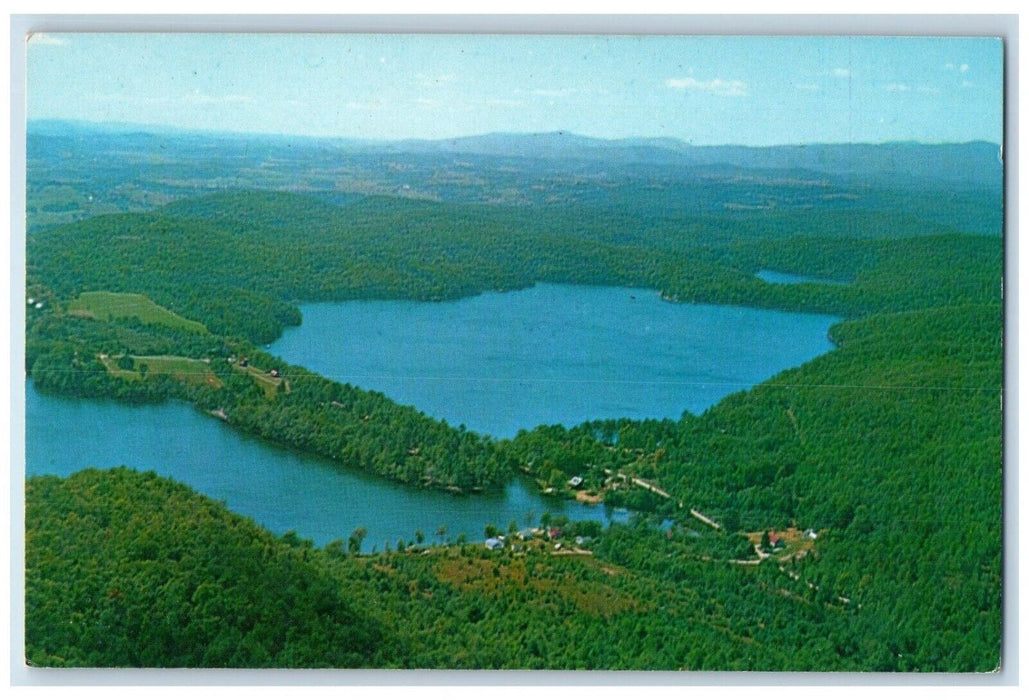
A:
25;381;625;550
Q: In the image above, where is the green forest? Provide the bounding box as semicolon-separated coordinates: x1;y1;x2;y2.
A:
23;135;1004;671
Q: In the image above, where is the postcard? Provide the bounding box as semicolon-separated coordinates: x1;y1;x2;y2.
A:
20;28;1005;674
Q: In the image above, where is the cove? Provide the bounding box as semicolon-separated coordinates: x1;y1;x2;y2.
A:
270;283;841;438
756;269;849;286
25;381;626;551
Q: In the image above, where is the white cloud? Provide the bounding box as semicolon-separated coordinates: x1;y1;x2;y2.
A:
916;86;940;94
960;63;970;73
511;87;590;99
832;68;851;78
666;76;747;97
795;83;820;91
962;80;975;88
27;33;67;47
885;83;911;92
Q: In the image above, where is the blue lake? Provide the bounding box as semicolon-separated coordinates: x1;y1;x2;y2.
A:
26;283;840;550
26;381;626;550
270;283;841;438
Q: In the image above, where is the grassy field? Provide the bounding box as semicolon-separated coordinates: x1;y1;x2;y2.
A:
67;291;207;334
234;362;288;398
97;354;143;382
99;354;222;388
97;350;285;397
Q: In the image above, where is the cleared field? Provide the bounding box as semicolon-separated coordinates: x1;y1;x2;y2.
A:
137;355;222;387
234;363;288;399
97;354;142;382
68;291;207;334
99;353;222;388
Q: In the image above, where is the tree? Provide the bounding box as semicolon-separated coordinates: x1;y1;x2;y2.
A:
324;539;347;559
548;468;565;488
348;526;367;554
721;509;741;534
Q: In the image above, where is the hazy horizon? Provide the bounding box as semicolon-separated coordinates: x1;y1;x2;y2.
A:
27;34;1003;147
27;116;1004;150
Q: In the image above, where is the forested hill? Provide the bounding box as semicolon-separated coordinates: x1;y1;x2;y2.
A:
492;299;1002;670
25;468;396;667
29;189;1001;344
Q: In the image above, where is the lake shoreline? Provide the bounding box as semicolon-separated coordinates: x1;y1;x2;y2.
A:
25;379;629;550
272;282;841;438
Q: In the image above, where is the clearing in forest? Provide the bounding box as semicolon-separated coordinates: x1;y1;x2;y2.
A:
99;353;222;388
67;291;207;334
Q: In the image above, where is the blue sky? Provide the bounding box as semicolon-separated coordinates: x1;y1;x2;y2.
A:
26;33;1003;145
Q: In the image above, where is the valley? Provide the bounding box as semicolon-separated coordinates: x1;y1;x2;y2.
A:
22;120;1004;671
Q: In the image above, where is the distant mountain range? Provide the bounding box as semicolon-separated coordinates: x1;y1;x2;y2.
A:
380;131;1002;186
28;119;1003;187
